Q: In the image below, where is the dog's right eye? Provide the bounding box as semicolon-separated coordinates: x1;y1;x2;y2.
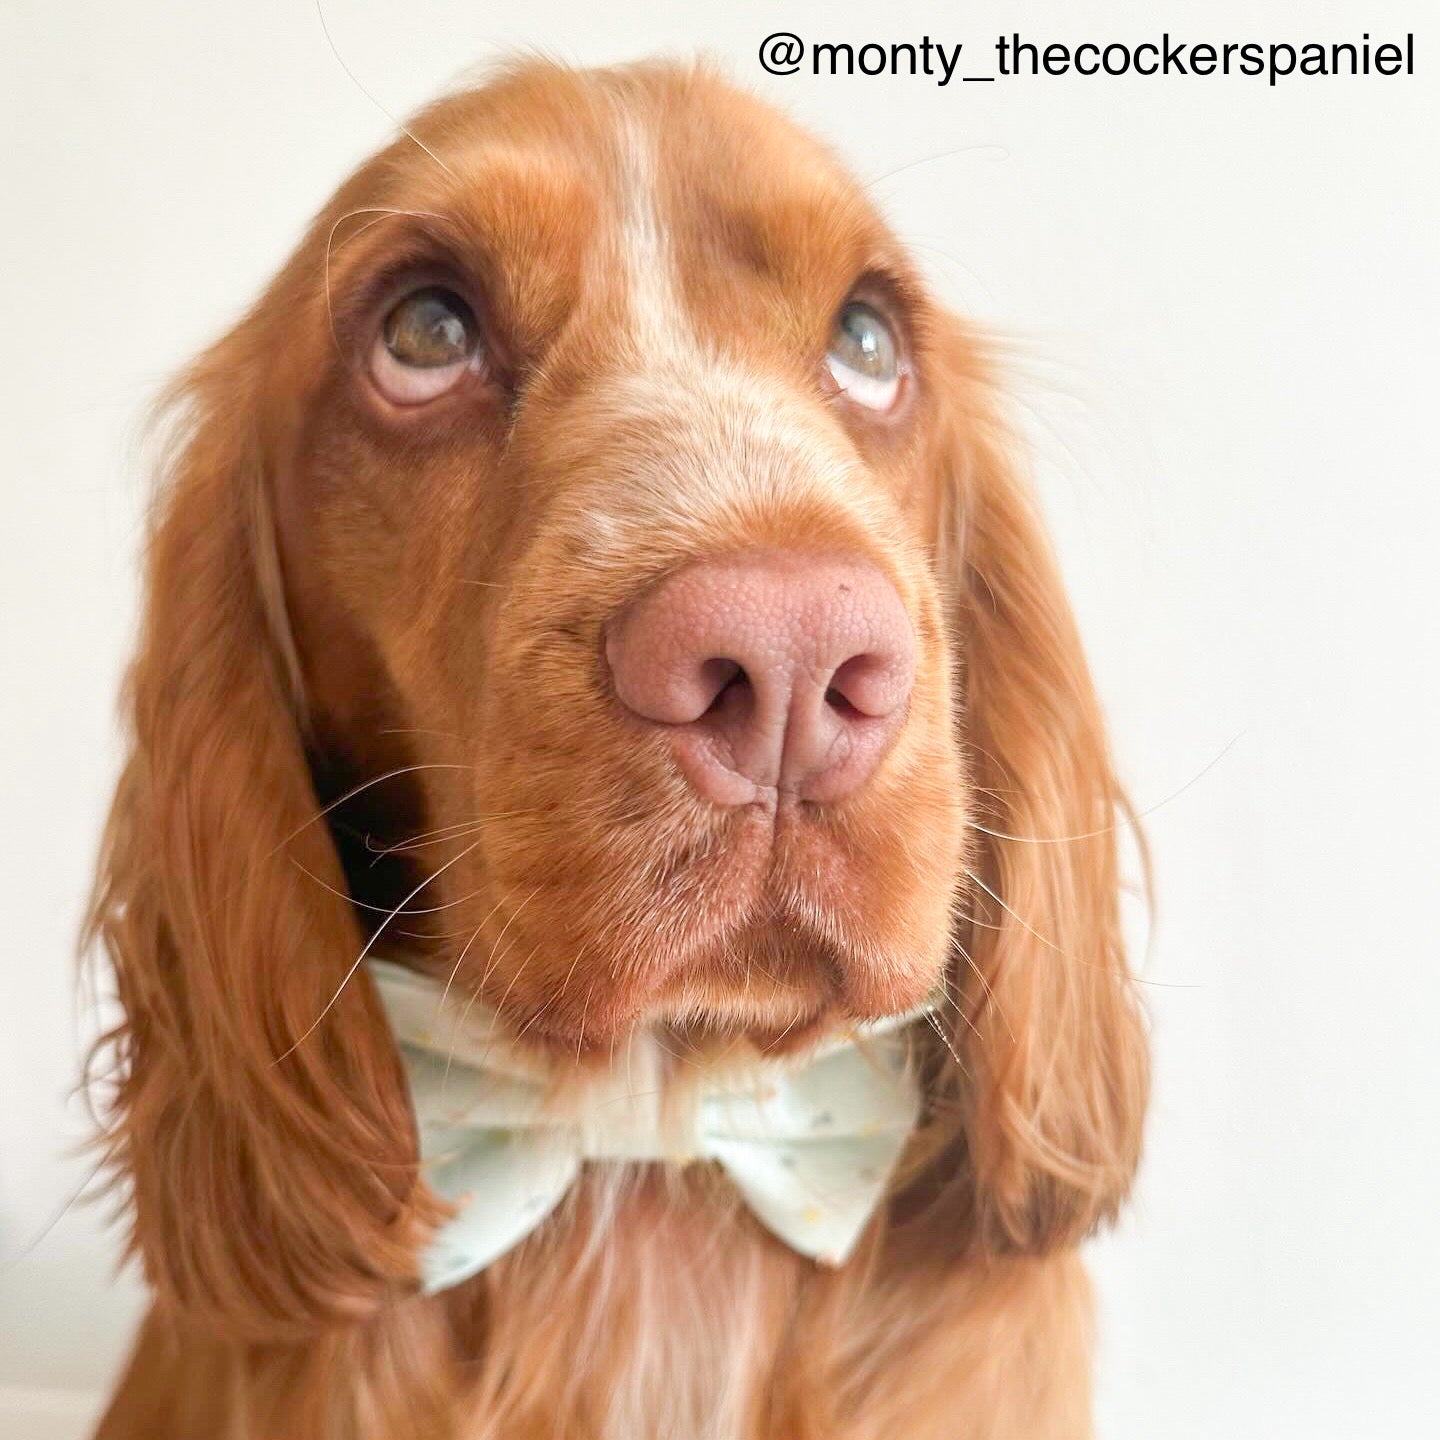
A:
371;287;482;404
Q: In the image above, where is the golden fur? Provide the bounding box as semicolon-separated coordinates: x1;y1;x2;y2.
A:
87;61;1148;1439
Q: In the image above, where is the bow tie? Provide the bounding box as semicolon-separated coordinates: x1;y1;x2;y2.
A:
367;960;926;1293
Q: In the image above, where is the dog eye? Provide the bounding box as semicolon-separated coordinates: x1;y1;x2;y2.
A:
826;302;901;411
371;287;482;404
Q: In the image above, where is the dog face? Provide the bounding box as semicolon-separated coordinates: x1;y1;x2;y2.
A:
276;67;968;1049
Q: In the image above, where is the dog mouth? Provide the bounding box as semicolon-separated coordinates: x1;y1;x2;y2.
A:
459;807;947;1057
330;743;954;1056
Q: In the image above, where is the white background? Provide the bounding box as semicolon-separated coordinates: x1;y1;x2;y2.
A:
2;1;1437;1435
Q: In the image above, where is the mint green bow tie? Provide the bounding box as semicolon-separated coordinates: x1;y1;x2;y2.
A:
368;960;926;1292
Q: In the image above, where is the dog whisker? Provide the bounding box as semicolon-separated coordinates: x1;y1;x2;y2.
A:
962;868;1063;954
434;898;514;1091
477;889;540;996
759;1009;804;1054
930;964;986;1046
367;819;489;859
973;731;1241;845
321;205;450;358
273;840;481;1063
923;1010;971;1078
575;981;596;1067
272;762;476;860
313;0;458;181
289;855;487;917
864;141;1010;190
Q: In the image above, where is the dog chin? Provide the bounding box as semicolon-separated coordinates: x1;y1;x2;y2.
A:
510;936;938;1063
645;983;835;1055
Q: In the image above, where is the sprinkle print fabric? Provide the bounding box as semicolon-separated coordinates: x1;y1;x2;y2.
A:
367;959;925;1291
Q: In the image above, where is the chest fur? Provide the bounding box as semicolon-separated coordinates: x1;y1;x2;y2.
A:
446;1167;804;1440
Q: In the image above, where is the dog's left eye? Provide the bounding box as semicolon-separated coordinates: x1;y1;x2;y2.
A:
827;302;901;411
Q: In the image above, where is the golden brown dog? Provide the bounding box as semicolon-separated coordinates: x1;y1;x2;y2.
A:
88;60;1148;1440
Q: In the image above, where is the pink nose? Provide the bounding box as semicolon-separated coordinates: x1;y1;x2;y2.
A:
605;555;916;806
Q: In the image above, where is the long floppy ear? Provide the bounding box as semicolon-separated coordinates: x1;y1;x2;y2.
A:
919;319;1149;1254
86;327;439;1341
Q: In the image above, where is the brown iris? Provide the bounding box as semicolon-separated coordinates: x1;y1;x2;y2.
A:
382;287;479;368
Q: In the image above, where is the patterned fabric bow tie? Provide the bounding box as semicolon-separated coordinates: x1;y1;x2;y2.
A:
367;960;927;1292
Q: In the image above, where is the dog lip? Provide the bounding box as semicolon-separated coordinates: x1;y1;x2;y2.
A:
461;790;946;1055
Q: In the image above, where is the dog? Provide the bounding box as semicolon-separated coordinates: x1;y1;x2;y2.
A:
87;59;1148;1440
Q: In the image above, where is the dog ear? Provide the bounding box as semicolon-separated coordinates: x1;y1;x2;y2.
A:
86;318;442;1341
912;318;1149;1254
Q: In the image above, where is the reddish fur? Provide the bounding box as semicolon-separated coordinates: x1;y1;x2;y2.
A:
87;60;1148;1439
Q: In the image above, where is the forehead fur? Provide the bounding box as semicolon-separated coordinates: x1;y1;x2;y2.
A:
320;62;902;360
402;59;867;219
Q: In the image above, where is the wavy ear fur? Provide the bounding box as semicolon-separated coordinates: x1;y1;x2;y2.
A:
916;321;1149;1254
86;325;439;1342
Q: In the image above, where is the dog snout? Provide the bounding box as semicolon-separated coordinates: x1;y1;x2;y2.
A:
605;554;916;806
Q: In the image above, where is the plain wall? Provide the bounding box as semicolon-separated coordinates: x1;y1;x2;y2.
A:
2;0;1436;1434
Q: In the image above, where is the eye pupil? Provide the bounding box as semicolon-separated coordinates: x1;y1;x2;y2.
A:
843;309;885;373
827;300;901;410
383;287;477;369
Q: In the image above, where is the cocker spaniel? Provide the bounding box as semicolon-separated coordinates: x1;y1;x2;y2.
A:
87;60;1148;1440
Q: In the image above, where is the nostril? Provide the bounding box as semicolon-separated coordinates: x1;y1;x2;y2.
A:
827;652;910;720
699;658;746;715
